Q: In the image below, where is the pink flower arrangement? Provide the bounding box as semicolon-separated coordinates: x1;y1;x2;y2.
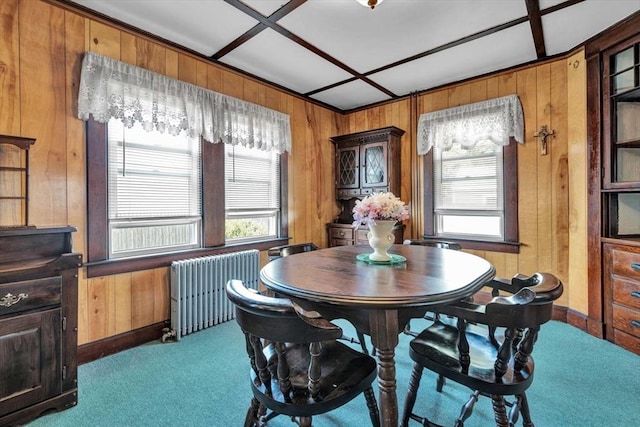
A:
352;192;409;229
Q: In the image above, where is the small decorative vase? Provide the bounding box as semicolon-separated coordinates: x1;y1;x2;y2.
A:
367;220;396;261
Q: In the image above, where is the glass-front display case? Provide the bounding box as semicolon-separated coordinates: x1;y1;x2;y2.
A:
604;38;640;240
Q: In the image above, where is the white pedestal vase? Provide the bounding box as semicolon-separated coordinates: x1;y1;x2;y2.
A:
366;220;396;261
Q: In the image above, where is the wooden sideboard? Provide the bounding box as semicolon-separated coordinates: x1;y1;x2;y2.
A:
327;222;404;247
0;227;82;426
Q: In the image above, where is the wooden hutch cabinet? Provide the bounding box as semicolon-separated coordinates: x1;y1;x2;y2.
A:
587;12;640;355
327;127;405;246
0;227;82;425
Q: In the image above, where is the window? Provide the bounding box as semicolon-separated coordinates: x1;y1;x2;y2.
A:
423;139;518;252
107;121;202;258
86;119;288;277
224;144;280;242
418;95;523;253
79;52;291;277
433;140;504;240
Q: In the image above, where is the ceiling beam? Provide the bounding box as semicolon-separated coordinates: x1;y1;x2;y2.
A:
212;0;307;60
220;0;397;98
525;0;546;58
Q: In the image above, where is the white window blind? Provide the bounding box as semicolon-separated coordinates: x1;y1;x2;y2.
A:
434;140;504;239
108;120;202;257
224;143;280;241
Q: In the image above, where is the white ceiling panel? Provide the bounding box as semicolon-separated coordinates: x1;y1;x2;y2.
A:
220;28;354;94
369;22;537;96
310;79;392;111
279;0;527;73
542;0;640;55
72;0;258;56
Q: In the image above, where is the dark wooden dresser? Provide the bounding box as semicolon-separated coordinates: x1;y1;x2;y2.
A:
0;227;82;426
603;242;640;354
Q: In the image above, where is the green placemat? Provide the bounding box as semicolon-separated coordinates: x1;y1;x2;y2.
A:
356;253;407;265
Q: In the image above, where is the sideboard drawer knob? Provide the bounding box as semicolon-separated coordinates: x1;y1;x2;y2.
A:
631;263;640;272
632;291;640;299
631;320;640;329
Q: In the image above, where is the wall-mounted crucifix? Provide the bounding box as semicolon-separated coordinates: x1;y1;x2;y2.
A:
534;125;556;156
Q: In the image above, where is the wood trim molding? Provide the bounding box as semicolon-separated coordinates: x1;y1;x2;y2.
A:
76;303;604;366
78;321;169;364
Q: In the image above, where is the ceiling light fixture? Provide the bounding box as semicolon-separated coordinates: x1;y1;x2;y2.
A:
357;0;384;9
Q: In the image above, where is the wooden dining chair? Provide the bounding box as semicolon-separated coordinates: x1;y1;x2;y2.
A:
402;239;463;337
226;279;381;427
266;242;370;355
402;239;462;251
401;272;563;427
267;242;319;261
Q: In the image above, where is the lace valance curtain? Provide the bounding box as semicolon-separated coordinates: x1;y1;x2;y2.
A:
77;52;292;153
417;94;524;155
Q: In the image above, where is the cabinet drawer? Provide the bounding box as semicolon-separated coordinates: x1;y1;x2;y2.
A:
337;189;360;198
612;303;640;338
0;276;61;316
331;239;353;247
612;328;640;355
611;277;640;310
329;227;354;240
610;247;640;281
356;229;369;244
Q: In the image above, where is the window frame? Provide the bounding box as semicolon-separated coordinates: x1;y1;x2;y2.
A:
86;120;289;278
224;143;281;243
422;137;520;253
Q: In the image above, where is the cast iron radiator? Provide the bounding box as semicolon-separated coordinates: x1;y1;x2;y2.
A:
167;250;260;341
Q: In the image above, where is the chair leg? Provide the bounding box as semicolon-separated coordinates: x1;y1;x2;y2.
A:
491;394;509;427
507;395;520;427
401;364;423;427
454;390;479;427
435;374;446;392
244;397;260;427
403;321;419;337
518;393;534;427
364;386;381;427
357;331;370;354
296;416;312;427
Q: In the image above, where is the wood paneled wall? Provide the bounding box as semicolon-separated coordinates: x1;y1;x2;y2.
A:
1;0;341;345
341;54;588;310
1;0;587;346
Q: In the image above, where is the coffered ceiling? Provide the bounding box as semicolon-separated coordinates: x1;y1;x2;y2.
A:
67;0;640;112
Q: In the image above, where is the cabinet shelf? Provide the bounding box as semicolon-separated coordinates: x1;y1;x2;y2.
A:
601;187;640;193
613;86;640;101
0;134;35;228
614;137;640;147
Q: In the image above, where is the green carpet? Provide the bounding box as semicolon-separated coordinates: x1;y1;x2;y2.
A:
26;320;639;427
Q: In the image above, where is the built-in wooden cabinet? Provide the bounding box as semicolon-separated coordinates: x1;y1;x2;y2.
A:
328;126;404;229
587;13;640;354
0;227;82;426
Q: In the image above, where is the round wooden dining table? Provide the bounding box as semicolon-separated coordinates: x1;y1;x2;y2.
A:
260;244;496;427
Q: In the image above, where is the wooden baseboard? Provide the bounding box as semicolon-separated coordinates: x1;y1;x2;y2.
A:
78;321;169;365
76;304;606;365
